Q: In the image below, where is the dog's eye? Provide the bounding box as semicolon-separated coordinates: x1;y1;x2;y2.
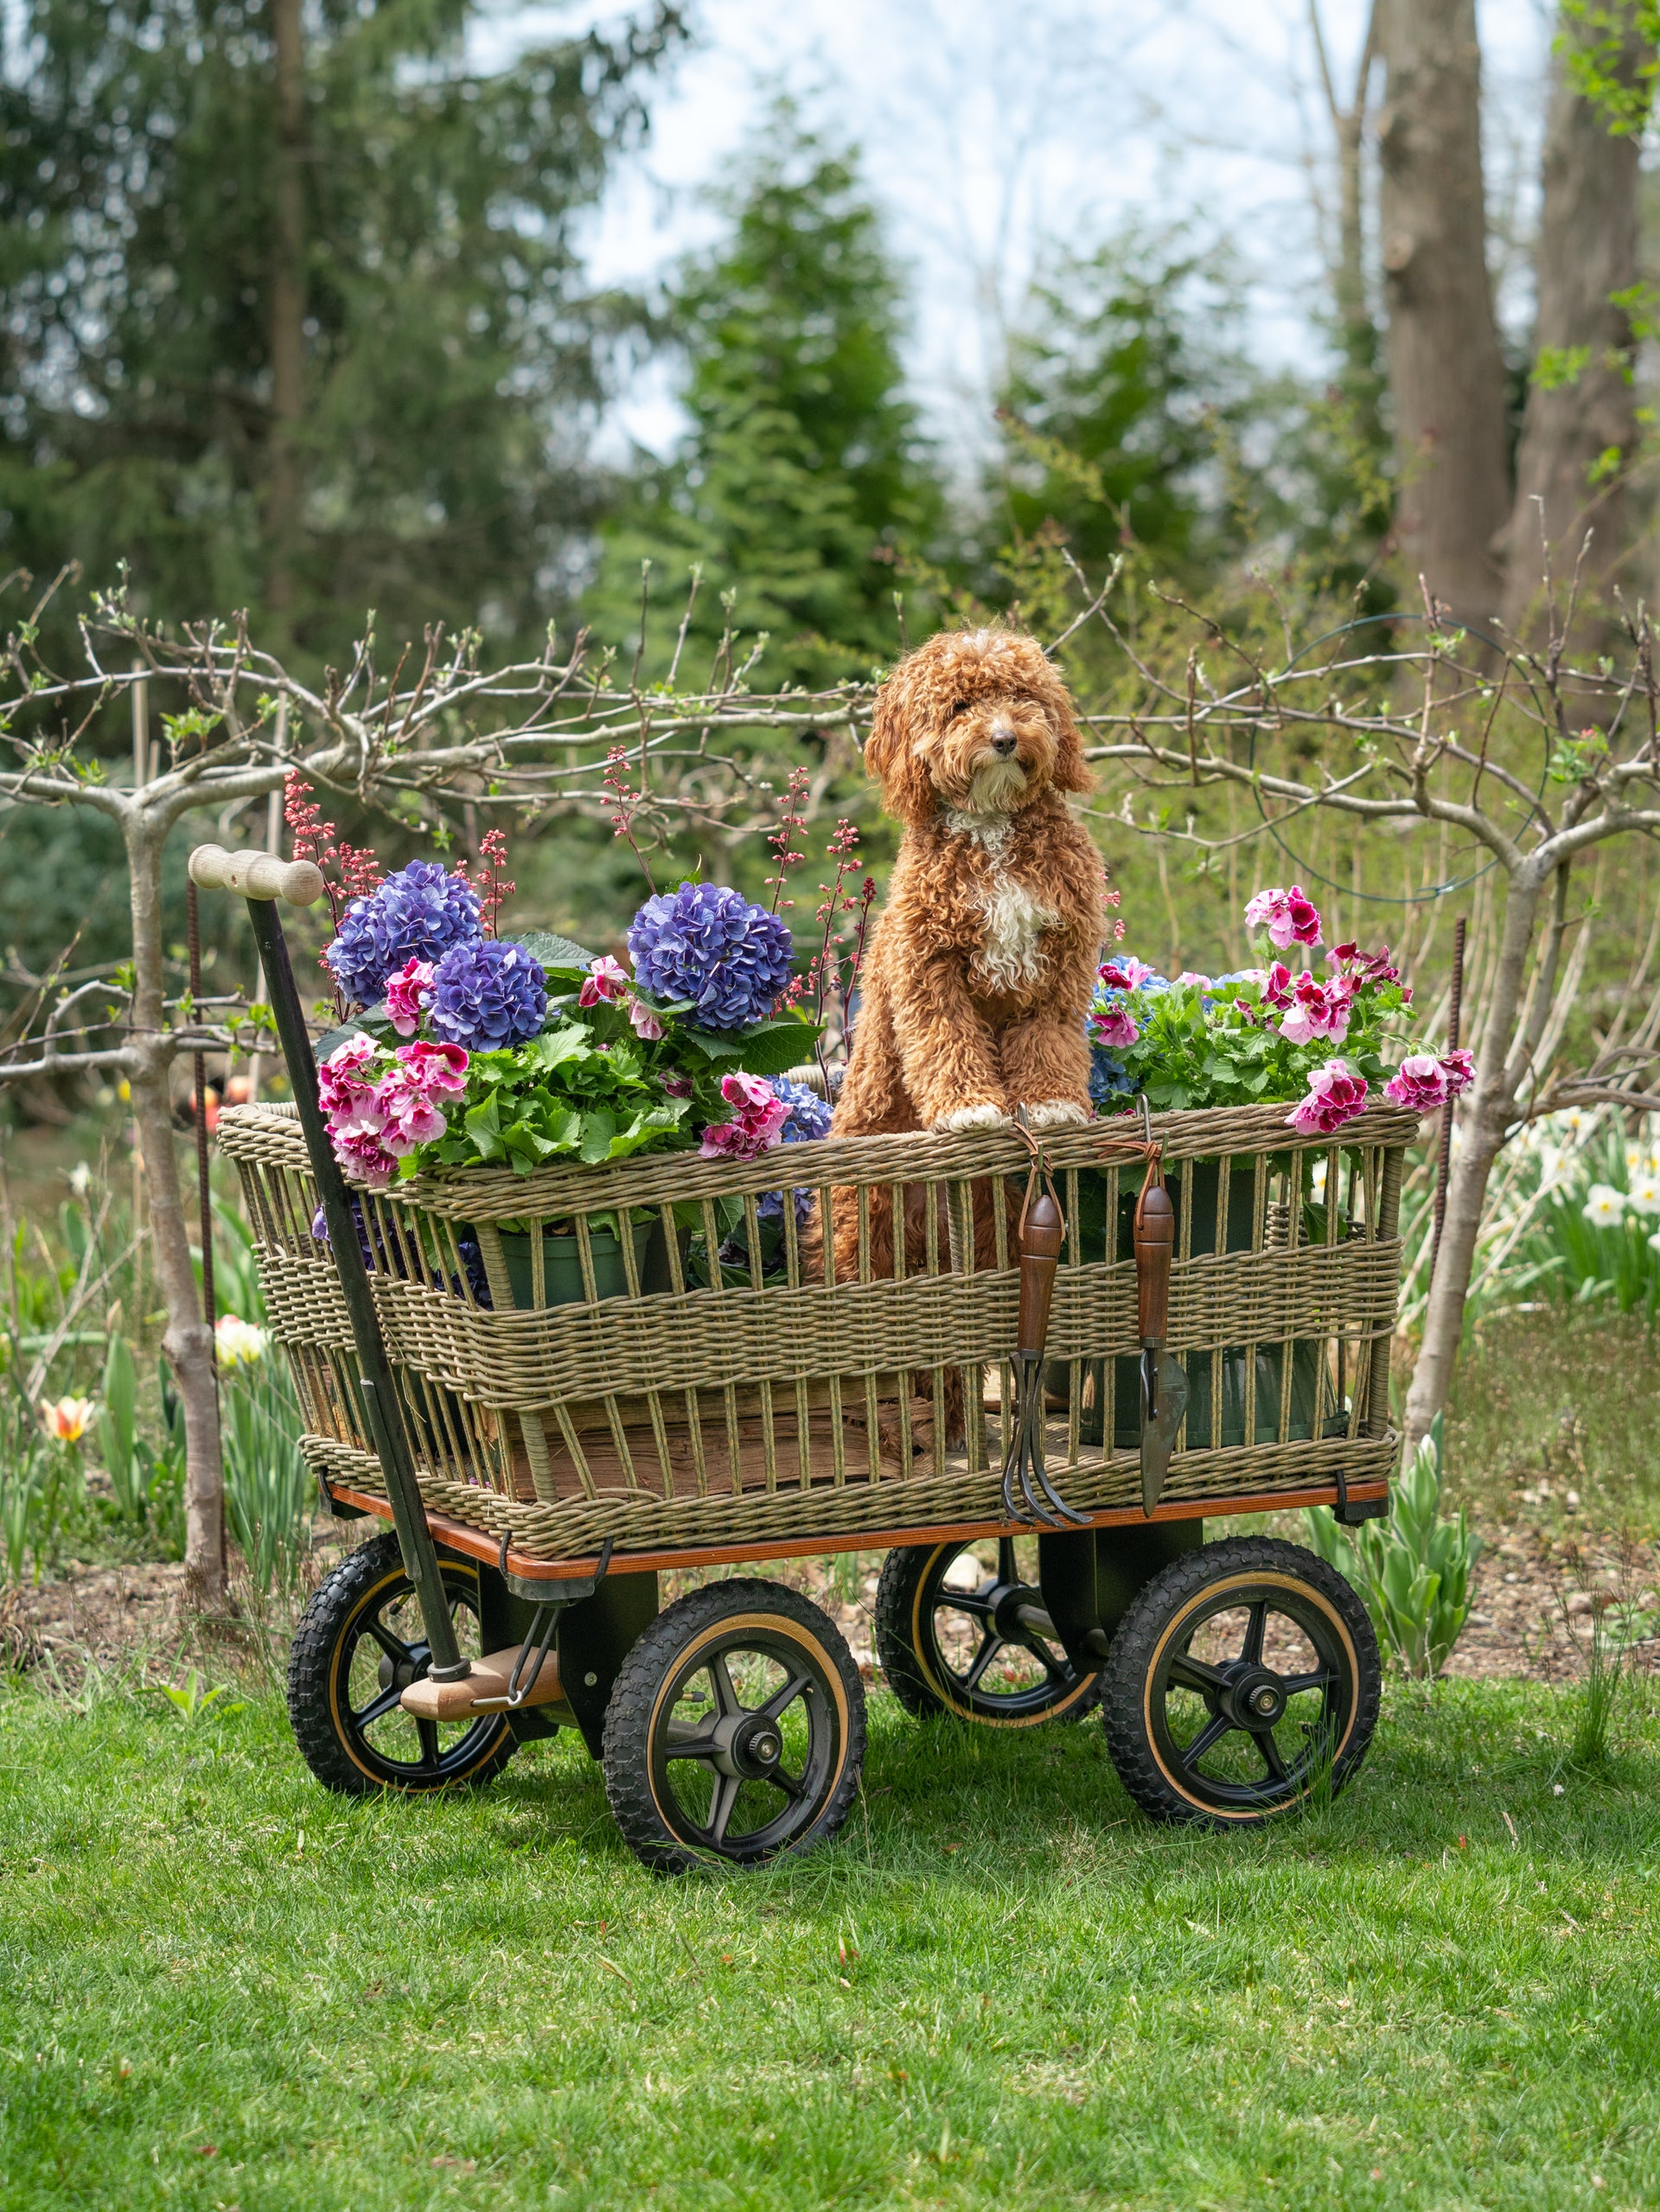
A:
948;698;971;719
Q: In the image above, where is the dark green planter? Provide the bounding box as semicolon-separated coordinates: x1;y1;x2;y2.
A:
1055;1156;1344;1450
497;1221;654;1310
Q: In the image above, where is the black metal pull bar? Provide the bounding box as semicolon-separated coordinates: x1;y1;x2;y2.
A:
189;844;469;1682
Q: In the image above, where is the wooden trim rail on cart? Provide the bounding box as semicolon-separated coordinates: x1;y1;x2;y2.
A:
326;1477;1391;1584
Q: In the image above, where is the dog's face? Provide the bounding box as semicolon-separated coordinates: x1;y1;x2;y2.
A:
864;628;1090;826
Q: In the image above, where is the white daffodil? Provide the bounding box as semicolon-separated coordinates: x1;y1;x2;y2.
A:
1582;1182;1627;1229
215;1313;269;1367
1627;1172;1660;1216
1650;1229;1660;1256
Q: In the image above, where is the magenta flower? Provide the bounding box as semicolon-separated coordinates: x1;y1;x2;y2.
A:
1286;1060;1370;1136
1278;973;1355;1046
1100;956;1157;990
318;1034;380;1116
699;1071;791;1161
1384;1049;1476;1113
1175;970;1213;989
1089;1006;1140;1050
331;1125;397;1189
1327;940;1401;987
1261;962;1295;1009
1245;884;1323;949
580;954;630;1009
386;959;436;1037
1441;1049;1474;1093
629;997;666;1041
393;1040;468;1095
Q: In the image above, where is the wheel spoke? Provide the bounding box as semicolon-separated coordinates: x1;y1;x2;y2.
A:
363;1615;419;1667
351;1685;406;1730
1010;1630;1068;1681
758;1672;813;1724
1180;1712;1235;1767
708;1652;741;1718
663;1719;720;1763
416;1718;442;1771
1168;1650;1229;1696
1258;1729;1288;1782
769;1763;806;1801
961;1634;1005;1691
707;1772;741;1844
1241;1601;1268;1666
937;1590;999;1622
1281;1668;1338;1698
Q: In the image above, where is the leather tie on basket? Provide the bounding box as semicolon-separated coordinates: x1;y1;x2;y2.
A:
1000;1112;1089;1529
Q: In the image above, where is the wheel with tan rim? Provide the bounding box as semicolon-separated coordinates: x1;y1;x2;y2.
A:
286;1530;516;1796
874;1538;1100;1726
1100;1535;1380;1825
602;1579;865;1875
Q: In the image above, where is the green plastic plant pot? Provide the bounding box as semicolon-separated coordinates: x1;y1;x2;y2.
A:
497;1221;654;1310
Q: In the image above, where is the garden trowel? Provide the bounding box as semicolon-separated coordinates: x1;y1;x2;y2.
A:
1133;1164;1187;1517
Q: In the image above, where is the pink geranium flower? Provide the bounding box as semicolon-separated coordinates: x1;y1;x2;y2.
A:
1278;973;1355;1046
317;1034;382;1116
629;997;666;1041
699;1071;791;1161
580;954;630;1008
1384;1049;1476;1113
1286;1059;1370;1136
393;1040;468;1095
1089;1007;1140;1049
1440;1049;1474;1093
386;959;435;1037
1245;884;1323;949
331;1125;397;1188
1099;956;1156;991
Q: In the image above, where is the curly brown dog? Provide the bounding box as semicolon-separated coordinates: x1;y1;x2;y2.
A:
827;627;1107;1314
838;624;1105;1142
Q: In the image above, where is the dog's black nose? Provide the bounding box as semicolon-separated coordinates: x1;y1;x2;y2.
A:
991;735;1018;757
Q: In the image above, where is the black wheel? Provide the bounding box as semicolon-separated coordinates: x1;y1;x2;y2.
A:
602;1578;865;1875
874;1538;1100;1726
1100;1535;1381;1826
286;1530;516;1796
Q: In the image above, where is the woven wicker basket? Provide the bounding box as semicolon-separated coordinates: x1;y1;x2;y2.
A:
219;1100;1414;1563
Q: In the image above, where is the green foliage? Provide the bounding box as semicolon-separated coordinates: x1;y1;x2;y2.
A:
995;235;1259;582
591;112;942;686
450;1029;693;1175
156;1669;246;1724
220;1360;311;1596
1557;2;1660;137
0;1;685;663
1306;1420;1483;1678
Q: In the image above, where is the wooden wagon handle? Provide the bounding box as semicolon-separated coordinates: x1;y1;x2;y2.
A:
1133;1170;1174;1342
1015;1188;1065;1358
188;842;325;908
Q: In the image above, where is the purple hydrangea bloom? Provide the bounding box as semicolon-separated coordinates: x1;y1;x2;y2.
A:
430;939;547;1051
326;861;481;1009
627;882;794;1031
758;1074;834;1221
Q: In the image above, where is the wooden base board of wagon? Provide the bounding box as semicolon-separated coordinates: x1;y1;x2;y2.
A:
325;1476;1391;1586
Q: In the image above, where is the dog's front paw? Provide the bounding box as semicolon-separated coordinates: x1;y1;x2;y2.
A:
1025;1100;1091;1130
932;1101;1012;1133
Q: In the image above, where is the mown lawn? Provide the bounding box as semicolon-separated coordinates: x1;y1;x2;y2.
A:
1;1673;1657;2211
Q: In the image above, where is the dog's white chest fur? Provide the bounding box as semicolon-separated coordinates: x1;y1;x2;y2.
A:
976;867;1057;992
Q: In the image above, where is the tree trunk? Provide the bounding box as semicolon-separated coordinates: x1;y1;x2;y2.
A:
1499;3;1653;640
1403;859;1545;1447
265;0;307;635
126;813;227;1614
1377;0;1511;623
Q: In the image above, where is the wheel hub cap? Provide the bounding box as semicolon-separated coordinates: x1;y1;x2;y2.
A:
1223;1665;1286;1729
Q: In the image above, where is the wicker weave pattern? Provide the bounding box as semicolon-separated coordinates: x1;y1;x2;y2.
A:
220;1100;1412;1562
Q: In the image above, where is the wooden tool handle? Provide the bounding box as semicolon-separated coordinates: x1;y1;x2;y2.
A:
1133;1179;1174;1342
188;842;325;908
1016;1188;1065;1357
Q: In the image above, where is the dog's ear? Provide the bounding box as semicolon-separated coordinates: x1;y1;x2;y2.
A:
864;653;935;825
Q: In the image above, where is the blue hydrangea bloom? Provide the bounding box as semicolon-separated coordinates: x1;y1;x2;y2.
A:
430;940;547;1051
758;1074;834;1222
628;882;794;1031
1089;1049;1136;1105
326;860;481;1008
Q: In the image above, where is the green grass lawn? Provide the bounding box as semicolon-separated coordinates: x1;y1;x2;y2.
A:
3;1673;1658;2211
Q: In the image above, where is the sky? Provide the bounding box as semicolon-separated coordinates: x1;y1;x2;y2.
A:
478;0;1551;470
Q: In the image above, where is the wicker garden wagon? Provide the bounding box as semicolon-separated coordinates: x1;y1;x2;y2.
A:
203;848;1410;1873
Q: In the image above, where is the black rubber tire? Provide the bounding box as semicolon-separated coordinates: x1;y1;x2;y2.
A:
286;1530;516;1797
602;1578;865;1875
1100;1534;1381;1826
874;1539;1100;1726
